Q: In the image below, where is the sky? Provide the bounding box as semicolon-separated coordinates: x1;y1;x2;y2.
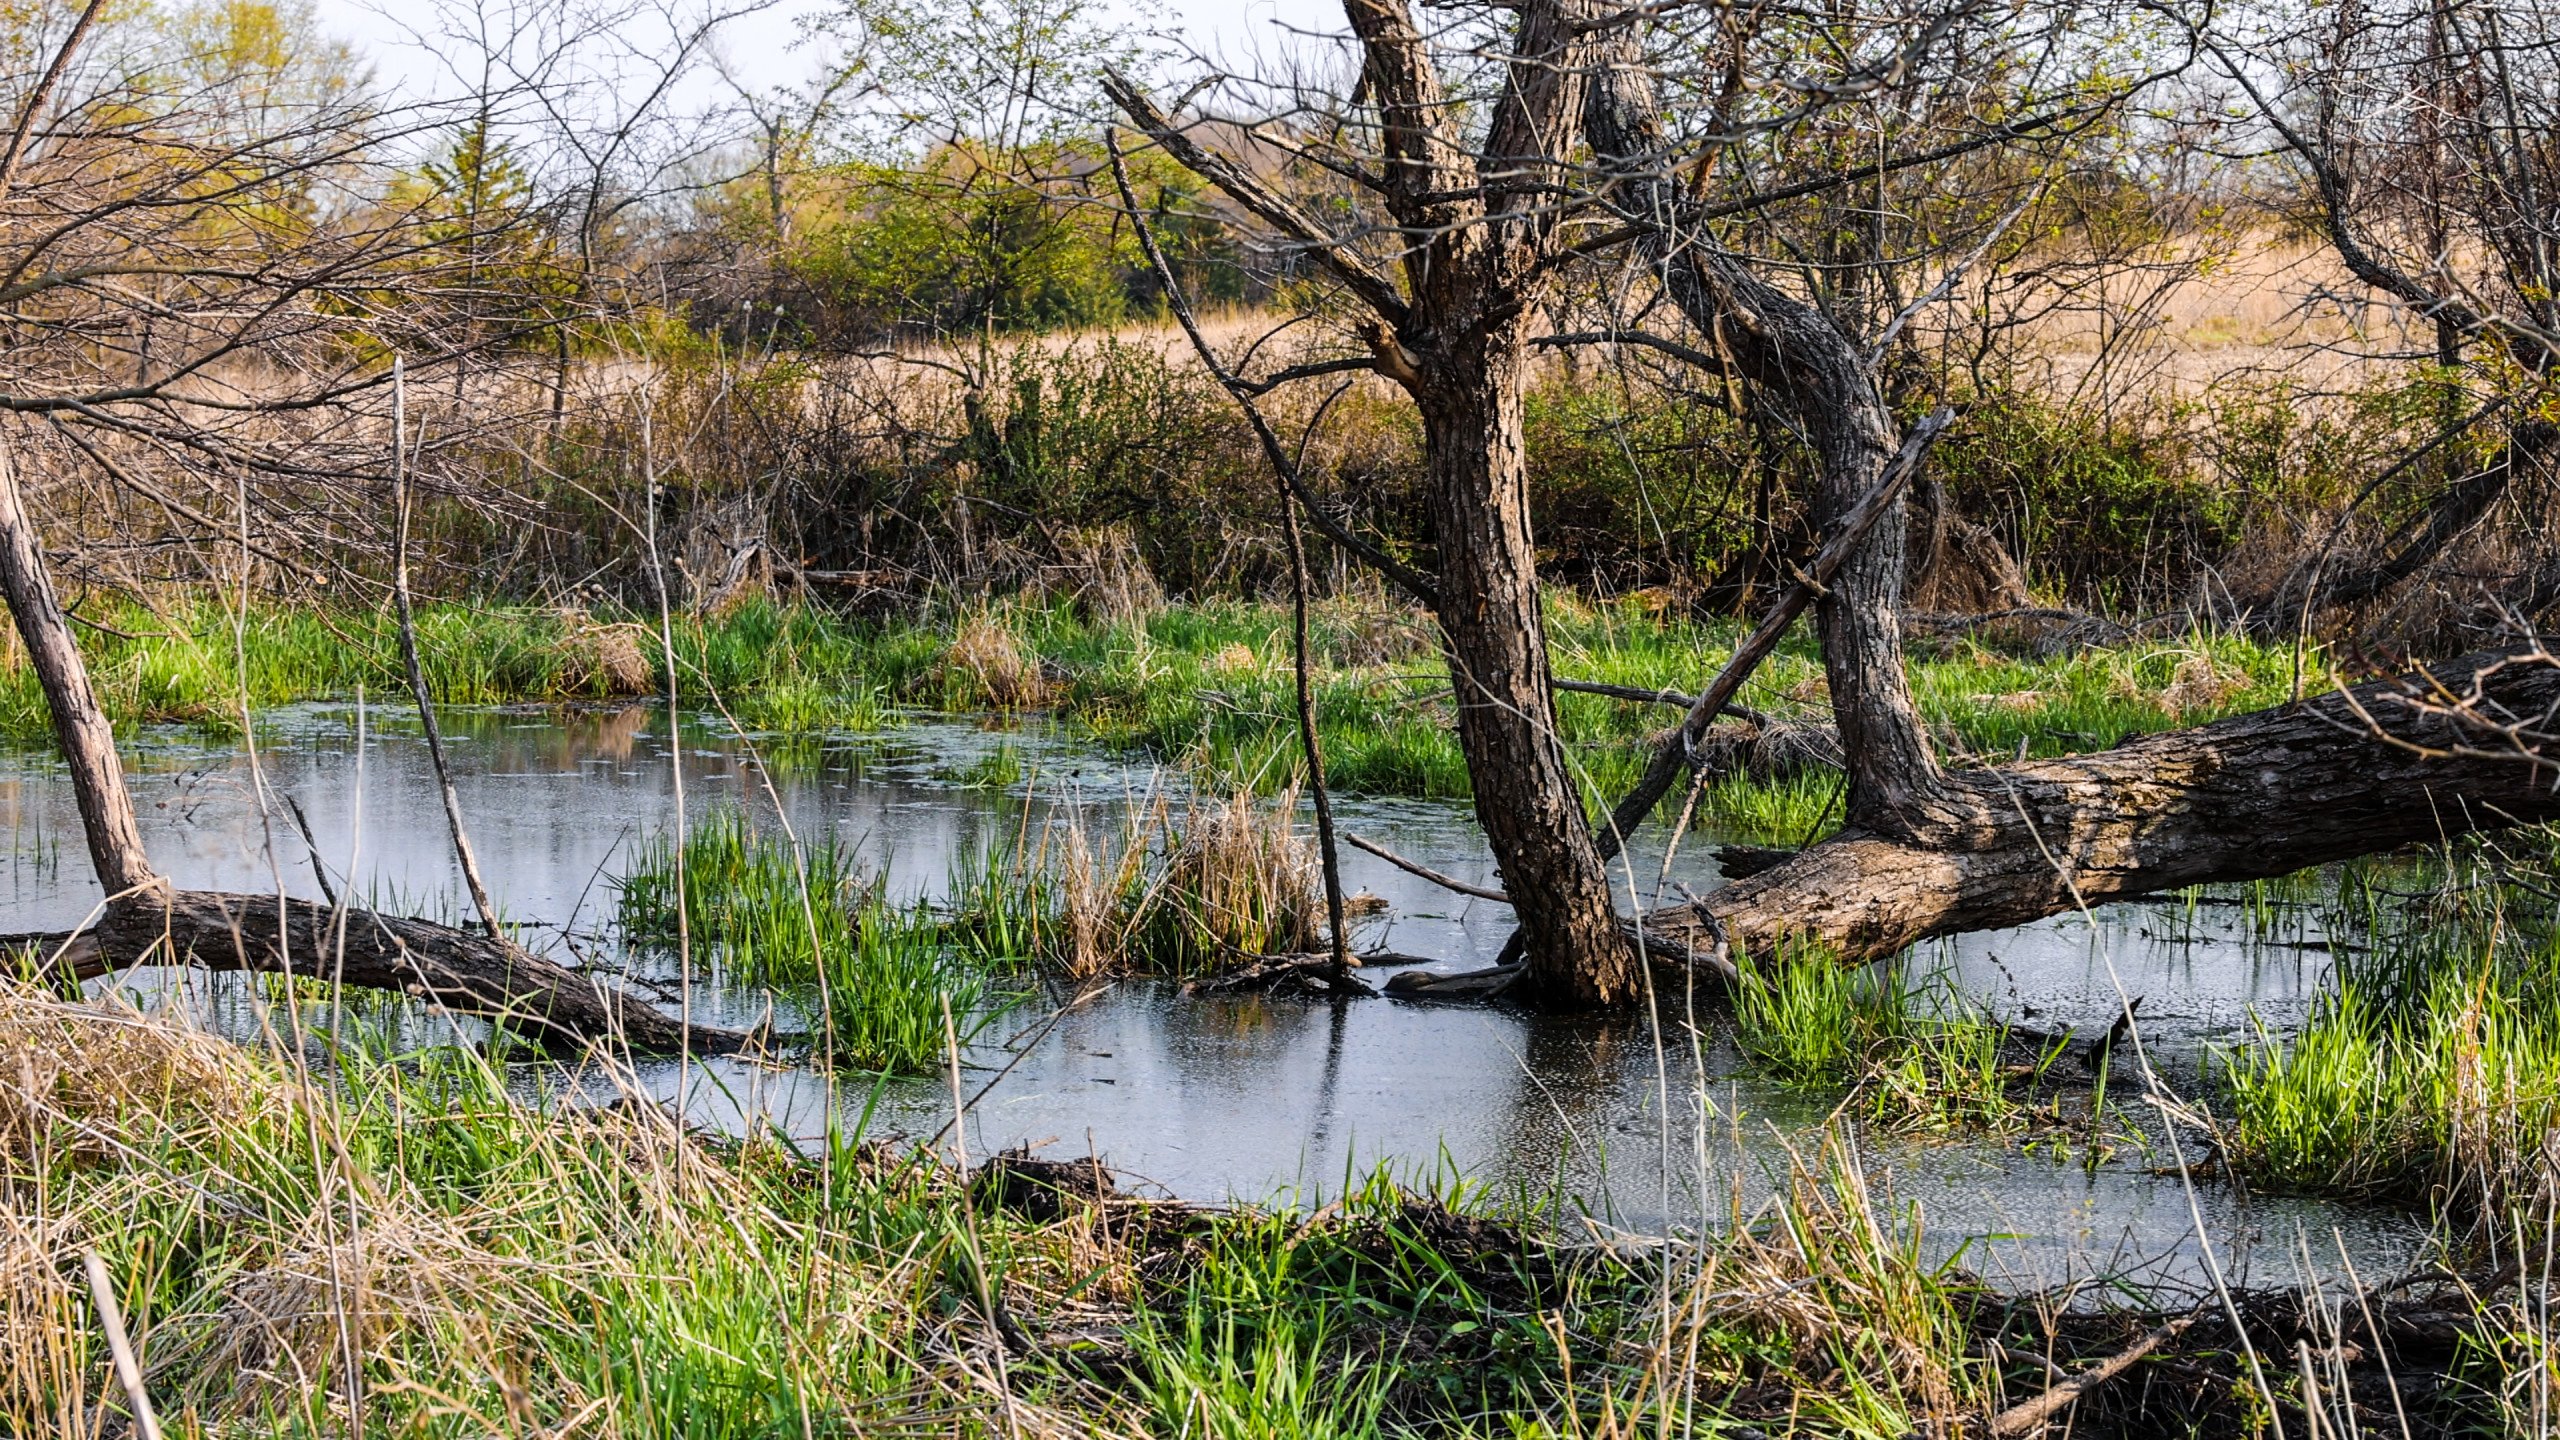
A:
321;0;1338;113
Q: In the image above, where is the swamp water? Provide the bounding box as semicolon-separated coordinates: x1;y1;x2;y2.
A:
0;702;2430;1295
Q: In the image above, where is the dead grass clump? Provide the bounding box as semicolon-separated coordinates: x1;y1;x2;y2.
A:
554;611;654;697
942;611;1051;710
1141;787;1323;970
1041;787;1325;977
0;989;252;1162
1657;1141;1980;1427
1318;594;1435;667
1050;820;1139;980
1691;717;1845;783
1052;524;1163;626
159;1209;495;1415
2159;652;2249;718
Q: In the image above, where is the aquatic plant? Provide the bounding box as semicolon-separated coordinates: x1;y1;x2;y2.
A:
730;677;900;734
1122;786;1325;975
2221;863;2560;1222
613;809;1000;1072
1733;945;2065;1134
933;742;1024;789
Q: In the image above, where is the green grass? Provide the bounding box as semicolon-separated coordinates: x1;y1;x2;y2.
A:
8;592;2310;847
863;593;2309;842
1733;944;2075;1135
612;808;1005;1072
2220;838;2560;1222
0;597;905;743
0;983;2034;1439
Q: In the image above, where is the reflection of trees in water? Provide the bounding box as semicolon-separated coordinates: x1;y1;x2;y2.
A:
1485;1009;1714;1217
437;703;657;769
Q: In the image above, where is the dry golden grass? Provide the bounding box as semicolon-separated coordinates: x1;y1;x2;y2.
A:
943;609;1052;710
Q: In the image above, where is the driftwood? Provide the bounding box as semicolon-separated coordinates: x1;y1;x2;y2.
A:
4;890;753;1053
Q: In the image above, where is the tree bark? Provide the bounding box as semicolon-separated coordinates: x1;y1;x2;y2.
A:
1586;51;1944;838
1643;649;2560;961
3;892;746;1052
1415;326;1635;1004
0;436;157;896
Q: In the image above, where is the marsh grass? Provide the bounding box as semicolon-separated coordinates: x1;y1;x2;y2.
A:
2221;839;2560;1223
0;981;2055;1439
613;808;1002;1072
1;593;2305;849
866;596;2306;842
1733;945;2075;1135
0;597;905;744
1009;787;1326;980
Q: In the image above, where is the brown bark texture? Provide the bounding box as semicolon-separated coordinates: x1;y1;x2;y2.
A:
1645;649;2560;962
1416;331;1634;1002
0;438;156;895
1584;49;1943;838
4;892;741;1052
1115;0;1638;1005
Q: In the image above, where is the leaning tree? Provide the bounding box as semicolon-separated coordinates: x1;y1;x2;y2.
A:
1107;0;2560;1002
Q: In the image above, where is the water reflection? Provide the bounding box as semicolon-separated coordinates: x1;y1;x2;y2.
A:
0;701;2425;1293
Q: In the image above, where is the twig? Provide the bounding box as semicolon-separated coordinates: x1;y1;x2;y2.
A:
1987;1308;2201;1436
82;1250;164;1440
390;357;505;943
1108;130;1356;980
282;793;337;910
1099;126;1438;610
1341;830;1511;903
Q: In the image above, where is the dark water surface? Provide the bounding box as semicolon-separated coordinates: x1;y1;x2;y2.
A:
0;702;2429;1294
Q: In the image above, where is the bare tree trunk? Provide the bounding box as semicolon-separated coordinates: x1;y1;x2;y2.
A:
1586;52;1944;839
2;891;750;1051
0;432;159;897
1414;330;1636;1004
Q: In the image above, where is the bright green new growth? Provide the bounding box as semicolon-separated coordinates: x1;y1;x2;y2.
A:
613;809;1002;1072
0;595;2308;847
2222;846;2560;1224
0;984;2023;1439
1733;944;2071;1135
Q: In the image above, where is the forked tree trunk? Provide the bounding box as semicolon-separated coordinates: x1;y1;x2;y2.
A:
1413;329;1637;1005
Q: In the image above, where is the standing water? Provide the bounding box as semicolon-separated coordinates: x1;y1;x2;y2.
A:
0;701;2429;1294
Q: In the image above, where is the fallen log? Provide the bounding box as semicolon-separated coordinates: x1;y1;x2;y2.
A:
1646;648;2560;961
4;891;752;1053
